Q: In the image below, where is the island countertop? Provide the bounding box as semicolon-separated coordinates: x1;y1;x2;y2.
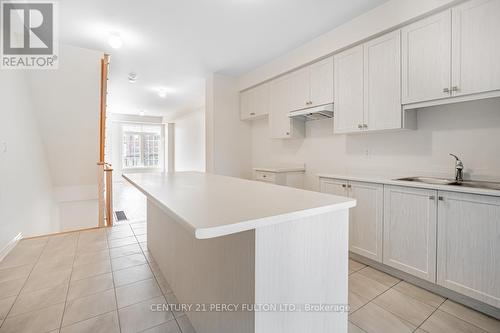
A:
123;172;356;239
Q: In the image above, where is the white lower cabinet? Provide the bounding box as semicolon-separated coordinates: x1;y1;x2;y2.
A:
349;181;384;262
319;178;383;262
437;191;500;308
383;186;437;282
321;177;500;307
254;170;304;188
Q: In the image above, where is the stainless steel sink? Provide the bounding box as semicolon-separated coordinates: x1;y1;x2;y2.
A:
396;177;500;190
396;177;459;185
455;180;500;191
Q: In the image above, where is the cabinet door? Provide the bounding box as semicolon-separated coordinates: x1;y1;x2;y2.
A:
334;45;364;134
319;178;348;197
437;191;500;308
401;11;452;104
383;186;438;282
289;67;310;112
348;181;383;262
451;0;500;96
364;30;402;131
309;56;334;107
240;89;253;120
253;83;270;117
269;75;292;139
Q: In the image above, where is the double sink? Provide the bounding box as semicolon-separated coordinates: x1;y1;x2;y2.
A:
396;177;500;191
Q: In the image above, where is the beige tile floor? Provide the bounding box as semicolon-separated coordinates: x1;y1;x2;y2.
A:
113;181;146;224
0;222;195;333
348;259;500;333
1;223;499;333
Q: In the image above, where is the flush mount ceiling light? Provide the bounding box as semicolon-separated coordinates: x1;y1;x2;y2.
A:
108;32;123;49
128;72;138;83
158;88;168;98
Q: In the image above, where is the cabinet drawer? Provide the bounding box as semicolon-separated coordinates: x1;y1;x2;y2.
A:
254;171;277;183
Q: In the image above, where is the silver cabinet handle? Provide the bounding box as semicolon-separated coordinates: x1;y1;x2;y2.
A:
443;88;450;93
451;86;459;92
250;112;255;116
363;124;368;129
347;184;352;189
358;124;363;129
429;195;435;200
285;132;290;136
438;196;444;201
341;184;346;188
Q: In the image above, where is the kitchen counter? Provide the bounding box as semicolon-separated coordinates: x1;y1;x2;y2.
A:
124;172;354;239
318;173;500;197
253;166;305;173
124;172;356;333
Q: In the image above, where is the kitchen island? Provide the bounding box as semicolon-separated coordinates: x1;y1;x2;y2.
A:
124;172;356;333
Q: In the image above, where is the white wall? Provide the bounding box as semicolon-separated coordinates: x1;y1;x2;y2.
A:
174;108;206;172
0;71;59;252
238;0;461;90
26;44;103;231
251;98;500;191
206;73;252;178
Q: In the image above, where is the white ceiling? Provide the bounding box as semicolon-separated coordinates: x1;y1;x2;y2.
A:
59;0;387;118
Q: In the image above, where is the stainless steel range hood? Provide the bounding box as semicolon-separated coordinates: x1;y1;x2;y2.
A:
288;103;333;121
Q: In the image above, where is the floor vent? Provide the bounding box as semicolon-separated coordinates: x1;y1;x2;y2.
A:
115;211;128;221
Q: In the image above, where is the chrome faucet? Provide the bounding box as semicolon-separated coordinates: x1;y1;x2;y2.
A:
450;154;464;182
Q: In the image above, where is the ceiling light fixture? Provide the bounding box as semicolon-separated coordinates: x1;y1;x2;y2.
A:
158;89;167;98
139;110;145;116
128;72;138;83
108;32;123;49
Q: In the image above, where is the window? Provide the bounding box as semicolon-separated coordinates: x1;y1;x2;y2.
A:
122;124;162;169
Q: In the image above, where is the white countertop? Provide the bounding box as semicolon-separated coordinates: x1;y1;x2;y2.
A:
124;172;356;239
253;166;305;173
318;173;500;197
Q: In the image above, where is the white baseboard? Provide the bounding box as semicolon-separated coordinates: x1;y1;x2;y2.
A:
0;233;23;262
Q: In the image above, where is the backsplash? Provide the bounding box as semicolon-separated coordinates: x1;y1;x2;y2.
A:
251;97;500;191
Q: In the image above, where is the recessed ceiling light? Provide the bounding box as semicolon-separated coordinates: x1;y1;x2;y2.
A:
139;110;145;116
128;72;138;83
108;32;123;49
158;89;167;98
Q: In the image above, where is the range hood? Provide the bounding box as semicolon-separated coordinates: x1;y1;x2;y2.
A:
288;103;333;121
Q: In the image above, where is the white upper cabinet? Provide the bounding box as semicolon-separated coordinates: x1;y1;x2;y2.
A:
309;57;334;107
451;0;500;96
289;67;311;111
403;0;500;106
269;75;304;139
437;191;500;308
364;30;402;131
289;57;334;111
268;57;333;139
240;89;253;120
334;45;364;133
334;31;413;134
240;83;270;120
269;75;291;138
402;11;452;104
383;186;437;282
